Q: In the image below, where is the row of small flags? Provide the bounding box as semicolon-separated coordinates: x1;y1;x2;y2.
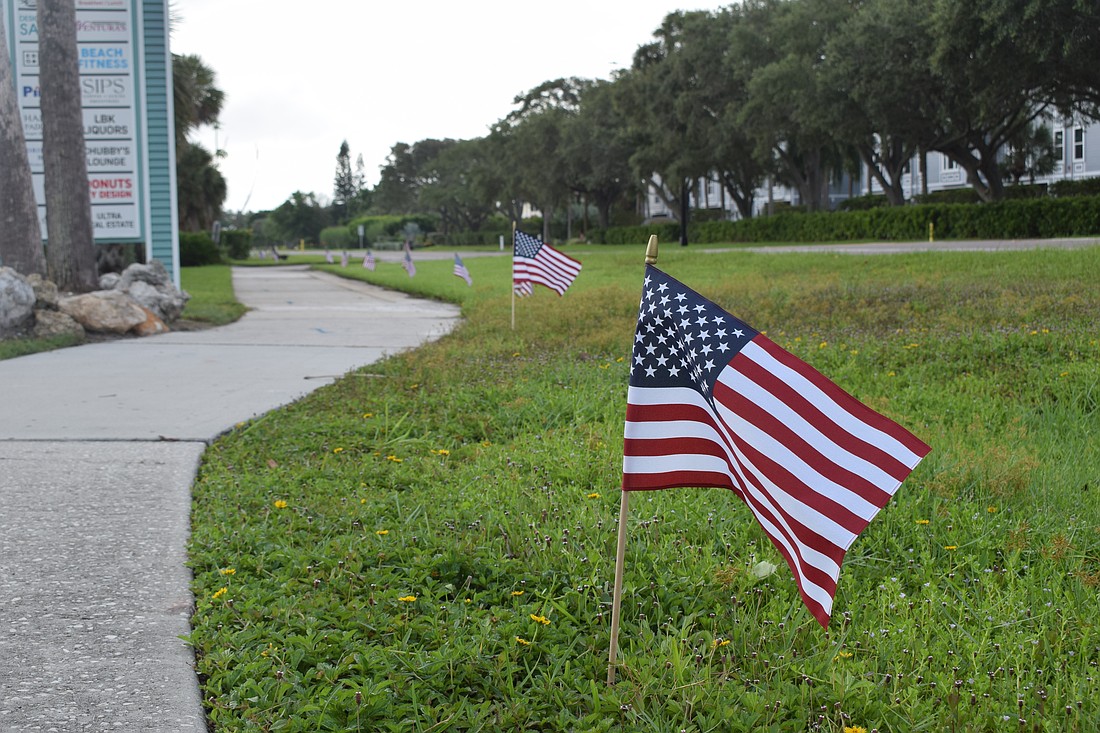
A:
321;229;582;295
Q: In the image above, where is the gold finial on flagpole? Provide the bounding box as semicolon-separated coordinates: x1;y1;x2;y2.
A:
645;235;658;265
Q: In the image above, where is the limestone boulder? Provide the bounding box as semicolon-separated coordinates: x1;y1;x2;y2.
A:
131;305;168;337
113;260;190;322
58;290;148;334
32;309;85;340
0;267;36;337
26;273;60;310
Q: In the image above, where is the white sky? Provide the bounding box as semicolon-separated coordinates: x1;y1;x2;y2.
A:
171;0;725;213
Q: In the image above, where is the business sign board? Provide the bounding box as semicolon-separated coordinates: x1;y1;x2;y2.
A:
3;0;179;284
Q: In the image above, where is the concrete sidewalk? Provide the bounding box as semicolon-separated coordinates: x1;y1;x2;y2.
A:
0;266;460;731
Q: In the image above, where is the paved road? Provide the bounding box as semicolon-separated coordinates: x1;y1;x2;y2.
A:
0;267;459;731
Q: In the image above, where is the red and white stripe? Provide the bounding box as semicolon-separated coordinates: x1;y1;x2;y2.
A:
513;246;581;296
623;334;929;627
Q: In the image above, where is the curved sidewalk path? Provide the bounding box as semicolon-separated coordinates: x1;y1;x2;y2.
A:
0;266;460;731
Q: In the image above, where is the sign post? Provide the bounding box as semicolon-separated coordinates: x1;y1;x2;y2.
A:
1;0;179;284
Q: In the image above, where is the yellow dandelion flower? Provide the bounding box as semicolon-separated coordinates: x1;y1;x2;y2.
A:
212;587;228;600
514;636;531;645
511;590;524;597
819;341;828;349
360;498;367;504
398;595;417;602
1060;371;1069;377
385;455;403;463
616;356;624;363
587;492;601;499
219;568;236;576
905;343;920;349
530;614;550;625
888;371;896;377
987;506;997;513
481;440;492;447
598;363;610;369
430;448;450;456
844;727;868;733
274;499;288;509
712;639;731;649
333;447;344;454
409;383;419;390
512;352;521;358
833;651;853;661
944;545;958;551
916;519;930;525
362;412;374;419
376;529;389;536
465;598;472;604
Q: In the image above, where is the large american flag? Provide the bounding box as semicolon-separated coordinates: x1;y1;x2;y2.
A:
622;265;930;627
513;230;581;296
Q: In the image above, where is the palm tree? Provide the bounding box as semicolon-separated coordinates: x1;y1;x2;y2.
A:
0;12;45;276
172;53;224;156
172;54;226;230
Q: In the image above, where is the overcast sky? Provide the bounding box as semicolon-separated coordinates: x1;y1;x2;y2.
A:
171;1;725;213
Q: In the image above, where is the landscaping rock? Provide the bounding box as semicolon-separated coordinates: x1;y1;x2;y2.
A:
58;290;148;334
32;309;85;340
0;267;36;337
112;260;189;322
131;305;168;337
26;274;60;310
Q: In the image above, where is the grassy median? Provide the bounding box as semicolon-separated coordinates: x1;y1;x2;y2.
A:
188;245;1100;732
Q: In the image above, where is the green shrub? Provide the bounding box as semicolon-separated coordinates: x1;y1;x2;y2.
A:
221;228;253;260
319;226;355;249
179;231;222;266
837;194;890;211
1051;177;1100;198
913;188;981;205
593;196;1100;244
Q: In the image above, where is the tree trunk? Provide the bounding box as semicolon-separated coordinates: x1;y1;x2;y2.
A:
0;15;46;276
38;0;99;292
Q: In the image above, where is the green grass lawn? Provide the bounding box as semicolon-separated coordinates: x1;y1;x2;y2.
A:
188;244;1100;732
179;264;248;325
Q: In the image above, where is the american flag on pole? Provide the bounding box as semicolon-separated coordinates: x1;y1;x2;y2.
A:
453;253;473;286
513;230;581;296
363;251;375;270
622;265;930;627
402;242;416;277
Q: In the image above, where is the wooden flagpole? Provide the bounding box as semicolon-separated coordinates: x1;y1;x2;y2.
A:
510;221;517;330
607;234;659;686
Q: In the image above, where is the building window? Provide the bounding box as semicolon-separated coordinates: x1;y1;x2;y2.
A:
942;154;958;171
1073;127;1085;161
1054;129;1065;163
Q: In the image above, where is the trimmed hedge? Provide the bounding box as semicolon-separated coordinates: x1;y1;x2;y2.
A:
179;231;223;266
221;229;253;260
591;196;1100;244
